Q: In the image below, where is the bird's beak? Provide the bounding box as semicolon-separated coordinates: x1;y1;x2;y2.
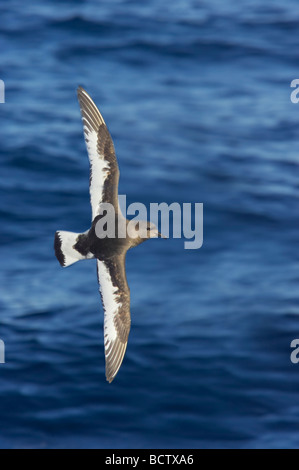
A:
157;232;167;239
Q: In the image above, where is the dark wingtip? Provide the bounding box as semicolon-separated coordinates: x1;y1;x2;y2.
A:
77;85;86;97
54;232;65;267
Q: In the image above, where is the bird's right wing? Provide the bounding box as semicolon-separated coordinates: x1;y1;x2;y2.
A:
97;254;131;383
77;87;120;221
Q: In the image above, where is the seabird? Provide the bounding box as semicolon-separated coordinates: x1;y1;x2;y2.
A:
54;87;165;383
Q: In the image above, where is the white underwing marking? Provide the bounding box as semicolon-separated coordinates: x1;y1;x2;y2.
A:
97;261;123;352
83;126;110;219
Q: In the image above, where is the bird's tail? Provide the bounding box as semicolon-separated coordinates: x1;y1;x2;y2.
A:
54;230;91;267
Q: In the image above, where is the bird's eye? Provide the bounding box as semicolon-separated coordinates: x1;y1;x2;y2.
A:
147;227;151;231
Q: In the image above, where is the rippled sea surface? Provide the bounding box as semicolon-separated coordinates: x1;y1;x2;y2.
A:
1;0;299;449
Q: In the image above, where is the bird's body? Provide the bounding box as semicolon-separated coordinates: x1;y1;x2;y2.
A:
75;216;129;259
54;87;164;383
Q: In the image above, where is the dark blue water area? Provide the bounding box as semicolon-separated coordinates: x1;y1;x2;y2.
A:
1;0;299;449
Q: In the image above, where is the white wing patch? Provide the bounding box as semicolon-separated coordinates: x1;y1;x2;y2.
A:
97;260;120;345
97;259;130;383
83;125;110;220
77;87;116;221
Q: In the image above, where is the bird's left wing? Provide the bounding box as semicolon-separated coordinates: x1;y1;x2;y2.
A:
77;86;120;221
97;254;131;383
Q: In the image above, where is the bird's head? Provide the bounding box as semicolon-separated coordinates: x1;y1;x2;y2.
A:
128;220;166;246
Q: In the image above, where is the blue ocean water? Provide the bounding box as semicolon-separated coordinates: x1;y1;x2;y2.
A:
1;0;299;449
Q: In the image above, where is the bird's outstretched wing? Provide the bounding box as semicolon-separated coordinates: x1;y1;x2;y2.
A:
77;86;120;221
97;255;131;383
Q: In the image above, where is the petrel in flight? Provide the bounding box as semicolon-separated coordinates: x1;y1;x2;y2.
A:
54;87;164;383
